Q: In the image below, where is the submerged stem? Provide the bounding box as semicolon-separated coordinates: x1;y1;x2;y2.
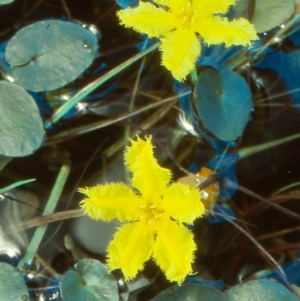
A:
18;163;70;270
239;132;300;159
0;179;35;194
227;217;293;291
46;43;159;128
226;179;300;221
215;208;292;290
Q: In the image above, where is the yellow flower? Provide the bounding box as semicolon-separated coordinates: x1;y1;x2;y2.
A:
117;0;258;81
79;136;205;283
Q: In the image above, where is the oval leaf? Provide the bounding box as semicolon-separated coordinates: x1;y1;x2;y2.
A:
233;0;295;33
0;0;14;4
193;67;252;141
115;0;138;8
153;283;229;301
225;279;299;301
60;259;118;301
0;81;44;156
5;20;98;91
0;262;29;301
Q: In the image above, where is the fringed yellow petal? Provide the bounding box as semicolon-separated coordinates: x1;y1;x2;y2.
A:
153;221;196;283
125;136;171;198
117;2;174;37
162;183;205;224
79;184;143;222
199;17;258;47
194;0;236;15
117;0;257;81
160;30;200;81
107;222;155;280
154;0;170;7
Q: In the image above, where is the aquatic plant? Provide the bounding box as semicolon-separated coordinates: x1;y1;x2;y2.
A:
117;0;258;81
0;0;300;300
79;136;205;283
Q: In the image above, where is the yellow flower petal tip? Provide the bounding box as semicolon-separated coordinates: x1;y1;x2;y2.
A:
117;0;258;81
78;136;205;284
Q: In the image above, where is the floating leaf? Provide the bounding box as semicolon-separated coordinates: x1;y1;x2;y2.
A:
186;277;226;291
5;20;98;91
260;261;300;288
0;262;29;301
287;49;300;86
60;259;119;301
193;67;252;141
0;81;44;157
0;0;14;4
0;188;39;254
152;283;229;301
225;279;299;301
115;0;138;8
233;0;295;33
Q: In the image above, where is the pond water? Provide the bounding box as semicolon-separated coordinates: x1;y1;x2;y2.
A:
0;0;300;300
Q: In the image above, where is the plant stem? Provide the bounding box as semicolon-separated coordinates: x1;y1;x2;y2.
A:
239;132;300;159
45;43;159;128
190;68;198;86
0;179;35;194
18;163;70;270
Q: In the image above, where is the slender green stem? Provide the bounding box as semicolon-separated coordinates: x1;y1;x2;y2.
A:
239;132;300;159
45;95;176;144
18;163;70;270
0;179;35;194
190;68;198;86
45;43;159;128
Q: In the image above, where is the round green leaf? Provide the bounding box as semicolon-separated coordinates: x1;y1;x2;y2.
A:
0;0;14;4
233;0;295;33
225;279;299;301
5;20;98;91
60;259;118;301
0;81;44;157
152;283;229;301
193;67;252;141
0;262;29;301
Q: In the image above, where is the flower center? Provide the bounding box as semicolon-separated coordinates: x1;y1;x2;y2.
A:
177;2;197;29
139;202;164;224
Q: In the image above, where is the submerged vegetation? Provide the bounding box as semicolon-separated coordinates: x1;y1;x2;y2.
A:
0;0;300;300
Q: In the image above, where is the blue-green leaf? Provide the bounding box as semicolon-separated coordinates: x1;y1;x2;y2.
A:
0;262;29;301
60;259;118;301
193;67;252;141
225;279;299;301
152;283;229;301
0;0;14;4
5;20;98;91
233;0;295;33
0;81;44;157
